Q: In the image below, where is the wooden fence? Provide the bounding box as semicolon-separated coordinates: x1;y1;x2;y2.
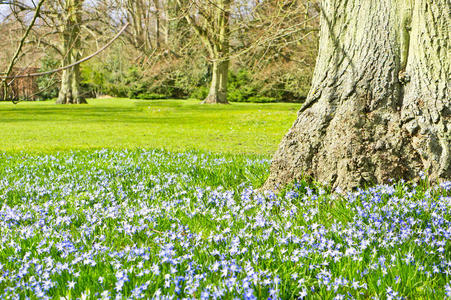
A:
0;67;39;101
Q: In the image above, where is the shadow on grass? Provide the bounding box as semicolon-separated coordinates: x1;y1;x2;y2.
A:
0;106;243;125
0;100;301;125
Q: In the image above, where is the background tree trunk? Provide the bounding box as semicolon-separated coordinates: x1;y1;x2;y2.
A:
263;0;450;191
203;59;229;104
153;0;161;49
203;0;231;104
57;64;72;104
180;0;231;104
56;0;86;104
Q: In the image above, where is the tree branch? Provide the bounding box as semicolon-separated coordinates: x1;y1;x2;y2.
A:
1;0;45;100
0;23;130;80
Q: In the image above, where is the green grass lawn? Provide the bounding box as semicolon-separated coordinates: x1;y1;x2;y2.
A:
1;99;450;299
0;98;300;154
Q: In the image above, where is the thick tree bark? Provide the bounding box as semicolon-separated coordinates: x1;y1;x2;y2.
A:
56;0;86;104
203;59;229;104
263;0;450;191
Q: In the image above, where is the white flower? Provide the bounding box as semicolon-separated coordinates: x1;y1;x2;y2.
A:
299;288;307;298
67;281;76;289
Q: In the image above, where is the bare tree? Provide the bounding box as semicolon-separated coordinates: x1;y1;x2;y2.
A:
8;0;89;103
55;0;86;104
1;0;45;101
178;0;232;104
101;0;163;55
234;0;319;100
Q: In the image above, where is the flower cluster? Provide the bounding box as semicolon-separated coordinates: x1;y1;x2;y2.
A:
0;149;449;299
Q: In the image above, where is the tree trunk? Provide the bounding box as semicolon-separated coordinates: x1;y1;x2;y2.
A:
203;59;229;104
153;0;161;49
202;0;231;104
56;0;86;104
57;67;72;104
263;0;450;191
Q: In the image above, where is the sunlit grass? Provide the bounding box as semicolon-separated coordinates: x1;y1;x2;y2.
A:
0;98;299;154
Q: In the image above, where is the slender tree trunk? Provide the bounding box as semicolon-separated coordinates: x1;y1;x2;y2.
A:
169;0;188;49
202;0;231;104
164;0;172;45
203;59;229;104
56;0;86;104
71;63;83;103
57;67;72;104
263;0;450;191
153;0;161;49
57;28;73;104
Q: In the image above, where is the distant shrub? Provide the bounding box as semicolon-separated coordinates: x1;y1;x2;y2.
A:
36;55;60;100
105;84;128;98
190;86;209;100
76;45;311;103
126;82;146;99
136;93;167;100
227;69;256;102
246;96;277;103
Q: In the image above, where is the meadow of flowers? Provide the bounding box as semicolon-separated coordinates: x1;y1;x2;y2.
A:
0;149;450;299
